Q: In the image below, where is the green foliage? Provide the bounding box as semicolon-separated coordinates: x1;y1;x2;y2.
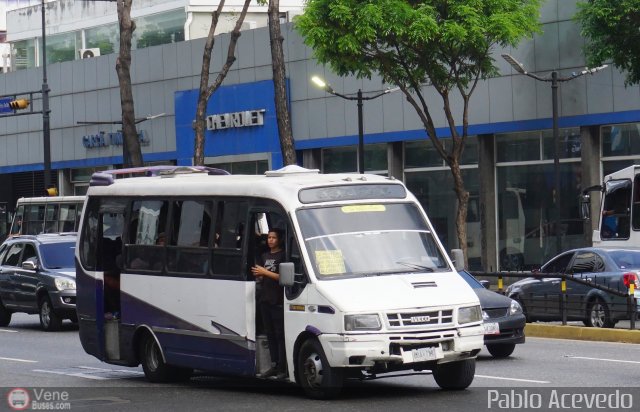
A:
296;0;542;93
577;0;640;85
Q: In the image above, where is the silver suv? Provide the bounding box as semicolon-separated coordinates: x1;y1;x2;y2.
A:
0;233;77;331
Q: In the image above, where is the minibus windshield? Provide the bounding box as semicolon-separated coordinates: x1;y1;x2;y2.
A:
297;203;449;279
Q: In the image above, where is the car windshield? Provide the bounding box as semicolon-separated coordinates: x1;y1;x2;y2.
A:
458;270;483;289
296;203;449;279
39;242;76;269
608;250;640;270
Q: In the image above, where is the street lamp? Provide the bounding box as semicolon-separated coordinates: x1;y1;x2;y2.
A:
502;54;608;255
311;76;399;174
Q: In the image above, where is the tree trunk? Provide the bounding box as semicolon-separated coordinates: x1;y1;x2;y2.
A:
450;158;469;268
193;0;252;166
268;0;296;166
116;0;142;168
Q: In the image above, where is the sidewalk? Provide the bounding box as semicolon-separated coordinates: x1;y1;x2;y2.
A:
525;322;640;344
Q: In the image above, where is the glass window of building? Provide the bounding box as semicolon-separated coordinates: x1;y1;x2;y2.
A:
322;146;357;173
602;123;640;158
206;160;268;175
364;143;388;173
45;32;79;64
405;137;477;168
134;11;186;49
496;162;585;271
85;24;119;55
12;39;36;70
542;127;581;160
404;168;480;269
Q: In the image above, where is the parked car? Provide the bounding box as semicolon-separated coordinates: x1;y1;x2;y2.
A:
505;248;640;328
0;234;77;331
458;270;526;358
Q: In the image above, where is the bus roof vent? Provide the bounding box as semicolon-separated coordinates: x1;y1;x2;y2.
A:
265;165;319;177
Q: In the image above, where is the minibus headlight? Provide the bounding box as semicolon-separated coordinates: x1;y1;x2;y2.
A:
344;314;382;331
509;299;523;316
55;278;76;291
458;305;482;324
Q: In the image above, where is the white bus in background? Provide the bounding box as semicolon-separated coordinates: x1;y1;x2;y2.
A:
75;165;484;399
582;165;640;248
9;195;85;236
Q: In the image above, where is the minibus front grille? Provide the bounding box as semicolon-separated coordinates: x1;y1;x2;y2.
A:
386;309;454;327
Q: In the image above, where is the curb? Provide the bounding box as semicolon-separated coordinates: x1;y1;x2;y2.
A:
525;323;640;344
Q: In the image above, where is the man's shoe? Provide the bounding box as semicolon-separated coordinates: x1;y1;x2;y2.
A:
274;371;287;380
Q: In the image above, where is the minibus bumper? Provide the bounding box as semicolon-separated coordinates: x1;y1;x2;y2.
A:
317;325;484;368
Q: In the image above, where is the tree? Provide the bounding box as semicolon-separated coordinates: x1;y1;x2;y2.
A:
577;0;640;86
116;0;143;167
296;0;541;265
265;0;297;165
193;0;252;166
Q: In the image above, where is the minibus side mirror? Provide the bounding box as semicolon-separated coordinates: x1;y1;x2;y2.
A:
451;249;465;271
279;262;295;287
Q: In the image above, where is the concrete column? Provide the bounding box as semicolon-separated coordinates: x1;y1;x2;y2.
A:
478;133;497;271
580;125;601;245
387;142;403;180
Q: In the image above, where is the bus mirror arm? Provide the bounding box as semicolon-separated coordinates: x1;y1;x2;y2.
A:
279;262;296;287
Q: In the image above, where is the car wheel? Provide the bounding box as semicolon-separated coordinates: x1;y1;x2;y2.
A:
0;299;12;327
297;338;343;399
432;359;475;390
486;343;516;358
39;295;62;332
139;333;191;383
586;298;615;328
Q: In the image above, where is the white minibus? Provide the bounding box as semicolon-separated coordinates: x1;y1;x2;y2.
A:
75;165;483;398
9;195;85;236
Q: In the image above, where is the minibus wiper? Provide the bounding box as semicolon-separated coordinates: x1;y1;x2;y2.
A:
395;261;435;272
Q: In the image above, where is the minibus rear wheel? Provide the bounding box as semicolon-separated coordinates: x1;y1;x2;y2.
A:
139;334;192;383
297;338;343;399
432;358;475;390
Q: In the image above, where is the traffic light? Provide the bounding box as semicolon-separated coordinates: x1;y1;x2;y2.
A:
45;187;58;197
9;99;29;110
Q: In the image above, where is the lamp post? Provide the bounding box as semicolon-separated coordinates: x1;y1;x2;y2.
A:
41;0;52;191
502;54;608;255
311;76;399;174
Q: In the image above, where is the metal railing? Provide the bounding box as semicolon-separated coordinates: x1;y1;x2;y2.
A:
470;271;638;330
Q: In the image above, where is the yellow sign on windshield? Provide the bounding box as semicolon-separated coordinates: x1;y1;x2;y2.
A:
341;205;386;213
315;250;346;275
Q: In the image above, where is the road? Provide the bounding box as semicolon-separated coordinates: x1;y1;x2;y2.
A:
1;313;640;411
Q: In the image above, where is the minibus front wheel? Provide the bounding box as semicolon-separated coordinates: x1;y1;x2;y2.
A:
139;333;192;383
432;358;475;390
297;338;343;399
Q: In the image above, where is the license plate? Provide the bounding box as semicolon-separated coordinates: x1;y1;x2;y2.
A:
483;322;500;335
411;347;438;362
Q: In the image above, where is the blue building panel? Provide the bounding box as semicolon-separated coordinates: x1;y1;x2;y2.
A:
175;79;285;168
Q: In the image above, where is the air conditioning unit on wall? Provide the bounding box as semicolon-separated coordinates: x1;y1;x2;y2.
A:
79;48;101;59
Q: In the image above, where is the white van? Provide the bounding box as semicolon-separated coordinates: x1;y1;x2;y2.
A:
76;165;483;398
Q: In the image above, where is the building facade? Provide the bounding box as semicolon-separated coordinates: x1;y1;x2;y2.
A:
1;0;639;270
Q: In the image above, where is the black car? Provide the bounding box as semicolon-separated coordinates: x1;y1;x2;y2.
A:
0;234;77;331
458;270;526;358
505;248;640;328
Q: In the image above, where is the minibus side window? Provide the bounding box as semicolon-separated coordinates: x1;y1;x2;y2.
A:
166;199;211;276
44;204;59;233
126;200;168;273
211;200;248;278
25;204;45;235
79;198;99;270
10;205;25;235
